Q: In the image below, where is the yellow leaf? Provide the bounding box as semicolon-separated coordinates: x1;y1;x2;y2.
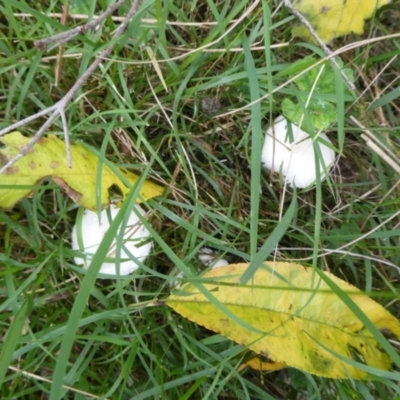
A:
291;0;391;43
0;132;163;210
239;355;286;372
167;262;400;379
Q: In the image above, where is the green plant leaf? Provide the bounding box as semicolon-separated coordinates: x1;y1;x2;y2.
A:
280;57;354;131
282;98;337;131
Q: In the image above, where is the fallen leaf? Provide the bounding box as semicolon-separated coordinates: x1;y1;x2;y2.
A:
167;262;400;379
291;0;391;43
0;132;163;210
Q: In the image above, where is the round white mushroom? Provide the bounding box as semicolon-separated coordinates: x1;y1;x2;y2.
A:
261;115;335;188
198;247;229;270
169;248;229;289
71;204;152;277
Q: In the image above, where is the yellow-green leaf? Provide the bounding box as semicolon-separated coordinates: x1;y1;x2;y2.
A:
0;132;163;210
291;0;391;44
240;355;286;373
167;262;400;379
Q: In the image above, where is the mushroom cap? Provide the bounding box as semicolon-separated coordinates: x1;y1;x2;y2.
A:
71;204;152;277
198;247;229;269
261;116;335;188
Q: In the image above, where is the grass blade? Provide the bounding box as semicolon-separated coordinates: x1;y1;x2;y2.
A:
0;298;32;387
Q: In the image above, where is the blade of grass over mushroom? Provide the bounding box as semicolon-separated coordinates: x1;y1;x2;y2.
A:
49;171;153;399
240;191;297;284
0;298;32;387
243;35;263;259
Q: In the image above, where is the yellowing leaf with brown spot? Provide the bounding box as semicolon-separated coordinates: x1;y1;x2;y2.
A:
0;132;163;210
167;262;400;379
291;0;391;43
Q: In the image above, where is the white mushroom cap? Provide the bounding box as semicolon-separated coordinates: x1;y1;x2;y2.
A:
261;115;335;188
198;247;229;270
71;204;152;277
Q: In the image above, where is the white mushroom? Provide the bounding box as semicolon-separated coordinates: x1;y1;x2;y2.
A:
169;247;229;289
198;247;229;270
71;204;152;277
261;116;335;188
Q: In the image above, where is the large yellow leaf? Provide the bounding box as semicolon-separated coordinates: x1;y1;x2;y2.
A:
0;132;163;210
291;0;391;43
167;262;400;379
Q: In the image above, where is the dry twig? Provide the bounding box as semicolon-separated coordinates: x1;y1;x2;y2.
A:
54;2;70;87
34;0;126;51
0;0;139;175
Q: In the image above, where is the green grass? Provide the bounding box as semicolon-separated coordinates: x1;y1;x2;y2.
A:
1;0;400;399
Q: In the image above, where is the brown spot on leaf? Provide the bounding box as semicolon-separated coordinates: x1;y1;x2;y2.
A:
28;161;36;170
308;349;334;371
220;318;230;327
0;154;19;174
52;176;83;204
3;165;19;175
50;161;61;169
0;153;10;164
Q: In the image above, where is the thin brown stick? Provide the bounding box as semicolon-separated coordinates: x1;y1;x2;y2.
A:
14;12;232;27
55;3;69;86
34;0;126;51
0;0;140;174
283;0;355;91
